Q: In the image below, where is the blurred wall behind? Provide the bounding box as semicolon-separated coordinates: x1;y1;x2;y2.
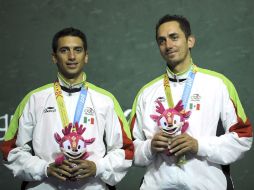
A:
0;0;253;189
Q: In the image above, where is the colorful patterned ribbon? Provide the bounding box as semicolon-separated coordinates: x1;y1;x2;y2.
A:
54;82;87;128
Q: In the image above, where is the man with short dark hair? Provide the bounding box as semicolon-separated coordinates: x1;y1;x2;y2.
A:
130;14;253;190
1;27;134;190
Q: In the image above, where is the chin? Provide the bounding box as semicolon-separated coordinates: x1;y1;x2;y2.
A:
166;60;181;67
63;71;81;79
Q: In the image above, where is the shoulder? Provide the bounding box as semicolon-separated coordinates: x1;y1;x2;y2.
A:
87;82;116;102
130;74;164;113
4;83;54;141
19;83;54;107
136;74;164;98
196;67;234;88
87;82;126;116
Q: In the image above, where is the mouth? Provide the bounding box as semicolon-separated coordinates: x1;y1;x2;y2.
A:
163;128;176;134
66;152;82;159
66;62;78;68
165;50;177;57
163;124;178;134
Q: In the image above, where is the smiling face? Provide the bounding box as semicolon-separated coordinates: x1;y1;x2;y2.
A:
156;21;195;72
61;133;87;159
52;36;88;83
158;112;183;135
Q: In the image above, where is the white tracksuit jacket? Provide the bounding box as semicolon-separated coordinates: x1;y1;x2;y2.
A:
130;65;253;190
2;73;134;190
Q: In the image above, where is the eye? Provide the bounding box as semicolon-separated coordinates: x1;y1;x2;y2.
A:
157;37;166;46
173;115;181;125
159;117;168;129
59;47;69;54
74;47;84;53
63;141;71;150
171;35;178;41
169;33;179;41
77;140;85;150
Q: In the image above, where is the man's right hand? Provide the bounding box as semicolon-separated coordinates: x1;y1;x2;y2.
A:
47;160;73;181
151;131;170;153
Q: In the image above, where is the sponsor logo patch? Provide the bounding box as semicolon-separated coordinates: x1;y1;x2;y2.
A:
84;107;95;116
43;107;56;113
191;94;201;101
156;97;166;102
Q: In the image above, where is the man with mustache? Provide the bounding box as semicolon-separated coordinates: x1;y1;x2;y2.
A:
130;14;252;190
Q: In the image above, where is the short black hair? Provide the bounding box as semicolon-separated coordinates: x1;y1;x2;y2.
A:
155;14;191;39
52;27;87;53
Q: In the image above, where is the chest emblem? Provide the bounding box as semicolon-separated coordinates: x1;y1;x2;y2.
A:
189;94;201;110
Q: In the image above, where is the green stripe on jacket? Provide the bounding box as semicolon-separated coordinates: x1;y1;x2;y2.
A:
4;84;53;141
197;67;247;122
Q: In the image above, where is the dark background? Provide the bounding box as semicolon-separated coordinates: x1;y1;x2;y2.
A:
0;0;253;189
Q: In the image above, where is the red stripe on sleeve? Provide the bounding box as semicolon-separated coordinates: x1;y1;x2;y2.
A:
229;117;253;138
118;118;134;160
0;135;17;161
229;100;253;138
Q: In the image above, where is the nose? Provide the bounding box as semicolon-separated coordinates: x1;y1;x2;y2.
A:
68;50;76;60
165;38;173;49
73;149;78;152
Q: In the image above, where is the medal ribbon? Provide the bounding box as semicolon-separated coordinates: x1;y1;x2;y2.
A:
164;74;174;108
54;82;87;128
164;64;197;109
181;70;196;109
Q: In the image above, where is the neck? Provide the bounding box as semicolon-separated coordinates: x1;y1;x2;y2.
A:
66;77;82;84
58;72;84;86
168;56;192;74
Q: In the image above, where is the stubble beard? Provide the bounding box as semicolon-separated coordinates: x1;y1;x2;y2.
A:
166;59;181;71
57;63;81;80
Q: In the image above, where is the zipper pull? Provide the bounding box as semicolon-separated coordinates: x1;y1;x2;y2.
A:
69;85;72;96
174;74;179;83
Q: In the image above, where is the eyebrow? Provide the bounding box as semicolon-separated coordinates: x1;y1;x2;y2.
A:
59;46;69;49
58;46;84;50
158;32;178;39
168;33;178;37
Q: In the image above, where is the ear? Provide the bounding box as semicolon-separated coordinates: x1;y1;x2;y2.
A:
85;138;95;144
52;52;57;65
54;133;61;144
187;35;195;49
181;123;189;133
183;110;191;119
150;115;160;121
84;51;88;65
155;100;166;114
174;100;184;112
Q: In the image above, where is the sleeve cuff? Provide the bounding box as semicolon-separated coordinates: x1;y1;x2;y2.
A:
44;163;50;178
143;139;154;161
197;138;210;157
94;158;106;177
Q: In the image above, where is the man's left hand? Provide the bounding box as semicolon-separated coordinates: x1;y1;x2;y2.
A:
168;133;198;156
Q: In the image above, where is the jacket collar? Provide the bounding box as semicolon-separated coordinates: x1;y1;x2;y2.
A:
166;60;194;82
57;72;86;89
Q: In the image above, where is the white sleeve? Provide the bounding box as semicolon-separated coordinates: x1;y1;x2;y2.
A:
131;94;155;166
94;97;133;186
4;95;48;181
197;81;253;165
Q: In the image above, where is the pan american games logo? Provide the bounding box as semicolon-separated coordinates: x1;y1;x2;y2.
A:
0;114;13;141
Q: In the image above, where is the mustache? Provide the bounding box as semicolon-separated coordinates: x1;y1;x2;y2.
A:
165;48;177;54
